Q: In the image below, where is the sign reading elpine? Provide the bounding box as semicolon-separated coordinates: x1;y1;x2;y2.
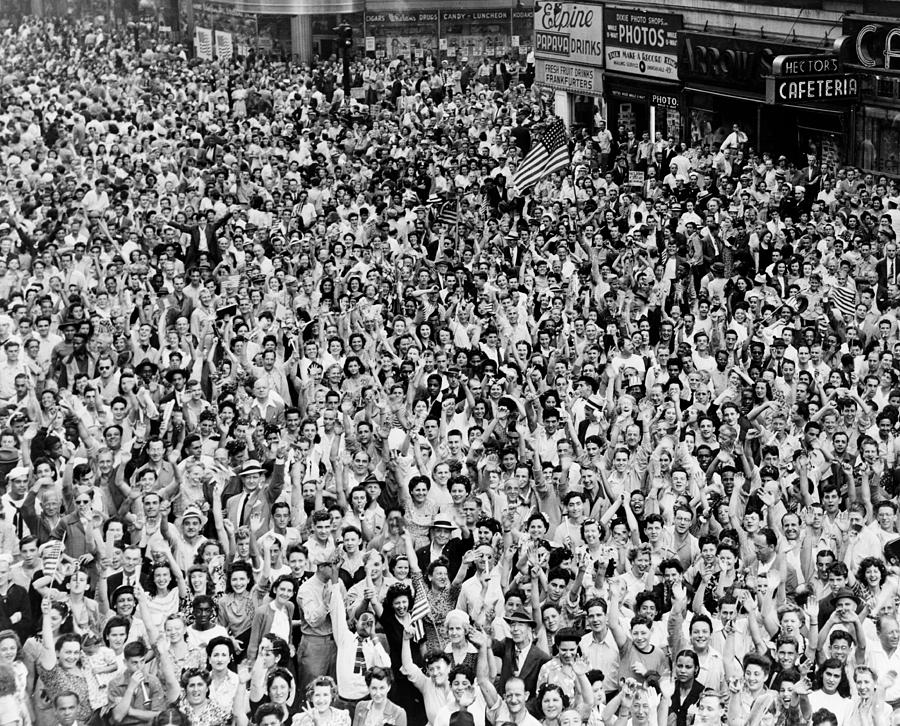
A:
765;74;859;103
535;59;603;93
603;8;681;80
534;1;604;66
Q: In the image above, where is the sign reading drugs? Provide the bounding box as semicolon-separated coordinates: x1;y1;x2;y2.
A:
534;2;604;66
604;8;682;79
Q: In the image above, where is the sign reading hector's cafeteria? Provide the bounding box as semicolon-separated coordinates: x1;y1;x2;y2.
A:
603;8;682;80
534;1;604;66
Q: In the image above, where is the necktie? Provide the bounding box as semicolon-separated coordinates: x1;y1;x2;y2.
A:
354;637;368;674
239;494;250;526
10;502;22;538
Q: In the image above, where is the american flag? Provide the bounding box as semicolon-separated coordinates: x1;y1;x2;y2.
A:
437;200;458;228
43;539;65;581
408;578;432;641
513;118;570;193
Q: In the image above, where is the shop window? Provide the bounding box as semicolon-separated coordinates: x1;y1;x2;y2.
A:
858;105;900;174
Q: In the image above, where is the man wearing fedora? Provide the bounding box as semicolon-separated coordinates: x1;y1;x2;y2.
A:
415;514;472;580
490;607;549;713
225;449;287;533
170;504;207;572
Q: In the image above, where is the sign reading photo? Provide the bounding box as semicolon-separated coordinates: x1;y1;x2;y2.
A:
533;1;604;66
603;8;682;80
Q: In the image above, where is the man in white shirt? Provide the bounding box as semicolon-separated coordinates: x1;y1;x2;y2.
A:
330;589;391;706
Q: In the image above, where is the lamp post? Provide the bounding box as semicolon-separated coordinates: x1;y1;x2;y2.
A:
126;20;140;51
333;22;352;97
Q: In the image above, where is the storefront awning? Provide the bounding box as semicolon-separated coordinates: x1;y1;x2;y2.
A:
605;73;681;107
684;83;764;104
604;72;681;91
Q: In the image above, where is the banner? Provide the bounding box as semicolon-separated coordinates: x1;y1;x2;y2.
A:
215;30;233;61
196;26;214;61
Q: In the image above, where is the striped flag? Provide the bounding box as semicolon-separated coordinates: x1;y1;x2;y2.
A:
437;200;458;227
513;118;570;193
479;194;489;217
409;578;432;641
42;539;65;582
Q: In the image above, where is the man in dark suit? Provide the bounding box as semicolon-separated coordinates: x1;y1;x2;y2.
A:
104;545;143;606
490;608;550;715
0;557;32;642
167;209;232;267
877;241;900;291
225;456;286;533
414;514;472;580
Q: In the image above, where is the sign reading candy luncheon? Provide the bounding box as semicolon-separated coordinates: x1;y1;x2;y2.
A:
603;8;682;80
533;1;604;66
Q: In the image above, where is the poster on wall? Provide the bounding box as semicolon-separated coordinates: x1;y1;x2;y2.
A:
603;8;681;80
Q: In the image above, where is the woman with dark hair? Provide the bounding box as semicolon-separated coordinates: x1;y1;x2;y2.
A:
36;598;103;726
667;649;705;726
853;556;895;618
251;667;295;724
152;707;189;726
371;580;424;722
141;550;189;634
295;676;349;726
351;667;406;726
341;355;372;407
248;634;296;711
247;575;297;662
167;667;233;726
537;682;571;726
0;630;30;722
205;635;245;715
217;562;268;654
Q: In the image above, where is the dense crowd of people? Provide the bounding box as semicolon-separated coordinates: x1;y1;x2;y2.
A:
1;12;900;726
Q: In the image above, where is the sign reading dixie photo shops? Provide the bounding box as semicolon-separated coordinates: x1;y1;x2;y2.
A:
677;32;820;93
535;59;603;93
533;1;604;66
765;74;860;103
603;8;682;80
839;17;900;72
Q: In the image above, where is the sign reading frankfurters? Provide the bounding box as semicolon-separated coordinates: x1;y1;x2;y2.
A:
765;74;859;103
534;2;604;66
603;8;682;80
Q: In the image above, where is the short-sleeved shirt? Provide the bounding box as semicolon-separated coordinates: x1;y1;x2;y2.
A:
618;640;670;681
106;671;166;726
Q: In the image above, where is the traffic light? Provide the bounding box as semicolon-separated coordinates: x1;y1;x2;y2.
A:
338;23;352;48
